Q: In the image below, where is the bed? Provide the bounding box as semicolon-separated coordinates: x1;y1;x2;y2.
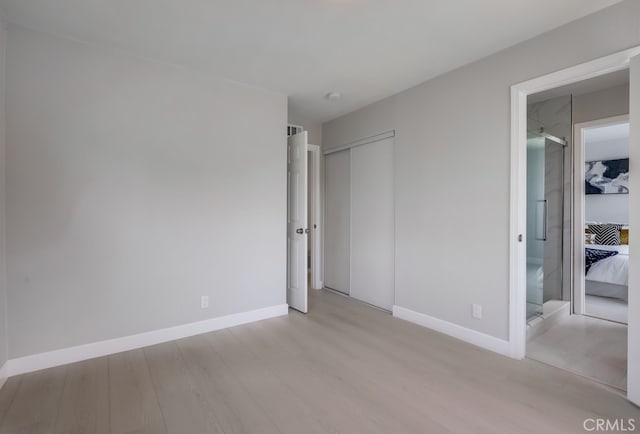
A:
585;244;628;301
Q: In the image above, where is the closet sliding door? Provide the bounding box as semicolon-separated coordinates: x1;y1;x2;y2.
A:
324;134;395;310
324;149;351;294
350;138;395;310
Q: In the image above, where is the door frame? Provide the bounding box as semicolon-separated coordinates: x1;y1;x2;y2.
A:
572;115;629;316
308;144;323;290
509;46;640;360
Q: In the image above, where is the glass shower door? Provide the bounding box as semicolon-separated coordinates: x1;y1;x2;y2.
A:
526;133;565;321
527;135;545;320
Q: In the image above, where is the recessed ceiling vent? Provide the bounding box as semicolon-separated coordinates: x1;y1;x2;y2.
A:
287;124;304;137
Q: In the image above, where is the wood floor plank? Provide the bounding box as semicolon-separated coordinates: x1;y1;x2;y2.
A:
204;329;332;434
176;334;282;434
0;365;67;434
109;349;167;434
243;315;496;433
279;303;499;428
143;342;225;434
53;357;110;434
0;376;22;427
230;320;448;434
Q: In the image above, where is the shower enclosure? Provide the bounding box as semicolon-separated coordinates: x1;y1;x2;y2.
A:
526;131;566;320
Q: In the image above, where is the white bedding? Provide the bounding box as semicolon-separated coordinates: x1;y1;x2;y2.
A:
586;244;629;286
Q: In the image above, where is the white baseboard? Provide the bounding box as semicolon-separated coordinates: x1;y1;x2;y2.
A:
8;304;289;377
392;305;511;357
0;361;8;389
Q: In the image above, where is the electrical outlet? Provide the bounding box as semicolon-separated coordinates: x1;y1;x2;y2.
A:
201;296;209;309
472;304;482;319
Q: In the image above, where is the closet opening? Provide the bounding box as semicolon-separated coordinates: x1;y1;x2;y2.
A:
323;131;395;312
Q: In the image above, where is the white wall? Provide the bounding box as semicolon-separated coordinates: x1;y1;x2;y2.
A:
585;137;629;224
0;17;8;373
6;25;287;358
322;0;640;341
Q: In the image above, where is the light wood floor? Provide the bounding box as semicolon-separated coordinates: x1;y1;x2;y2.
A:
0;289;638;434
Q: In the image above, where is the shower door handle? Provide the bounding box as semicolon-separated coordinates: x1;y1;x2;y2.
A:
536;200;548;241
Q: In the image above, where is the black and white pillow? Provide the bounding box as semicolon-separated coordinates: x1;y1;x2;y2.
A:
588;224;623;245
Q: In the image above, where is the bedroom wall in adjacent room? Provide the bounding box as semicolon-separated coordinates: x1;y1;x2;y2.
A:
585;137;629;225
322;0;640;345
574;83;630;226
5;24;287;359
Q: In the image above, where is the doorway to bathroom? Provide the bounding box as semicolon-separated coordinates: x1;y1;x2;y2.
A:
523;70;630;392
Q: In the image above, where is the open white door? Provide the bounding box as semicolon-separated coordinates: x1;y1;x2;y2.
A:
287;131;308;313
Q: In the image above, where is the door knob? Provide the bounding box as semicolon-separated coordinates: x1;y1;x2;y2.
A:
296;228;304;234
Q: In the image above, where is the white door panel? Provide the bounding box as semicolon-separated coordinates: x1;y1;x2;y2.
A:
350;138;395;310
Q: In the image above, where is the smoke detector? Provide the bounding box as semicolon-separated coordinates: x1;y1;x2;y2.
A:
325;92;342;100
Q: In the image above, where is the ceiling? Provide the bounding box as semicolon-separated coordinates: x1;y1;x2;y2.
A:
0;0;624;124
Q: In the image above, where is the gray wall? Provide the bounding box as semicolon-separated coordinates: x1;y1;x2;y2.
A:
0;18;7;369
6;25;287;358
322;0;640;340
